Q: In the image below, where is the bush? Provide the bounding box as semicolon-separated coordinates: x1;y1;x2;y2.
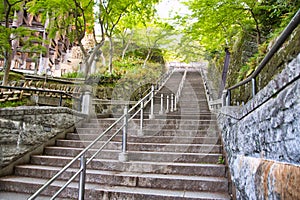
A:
61;72;85;78
0;98;34;108
0;72;24;83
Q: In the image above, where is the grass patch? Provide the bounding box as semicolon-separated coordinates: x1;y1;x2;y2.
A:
0;72;25;82
0;98;34;108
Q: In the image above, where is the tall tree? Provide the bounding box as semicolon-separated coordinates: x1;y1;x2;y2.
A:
181;0;261;54
180;0;300;56
97;0;159;73
28;0;101;79
133;21;174;67
0;0;27;85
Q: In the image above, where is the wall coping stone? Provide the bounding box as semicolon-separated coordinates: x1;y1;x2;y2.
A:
0;106;87;118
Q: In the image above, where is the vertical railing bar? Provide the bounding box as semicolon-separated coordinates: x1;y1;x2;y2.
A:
159;93;164;115
252;77;256;97
174;96;177;111
222;90;227;107
171;94;174;112
139;100;144;136
59;92;63;106
226;90;231;106
122;106;128;153
166;95;169;113
149;85;155;119
78;154;86;200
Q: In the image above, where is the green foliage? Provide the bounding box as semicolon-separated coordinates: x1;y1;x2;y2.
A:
0;98;34;108
113;57;143;71
179;0;300;96
126;48;165;64
217;156;225;164
0;72;24;82
87;72;122;85
61;72;85;78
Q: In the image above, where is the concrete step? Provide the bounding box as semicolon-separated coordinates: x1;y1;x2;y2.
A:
0;177;231;199
80;122;218;130
43;146;222;163
56;140;222;153
153;114;216;120
0;71;231;200
30;156;226;177
76;123;218;133
78;122;217;129
66;134;221;144
74;128;219;137
13;165;228;192
93;113;217;121
85;119;217;127
143;129;220;137
180;108;211;113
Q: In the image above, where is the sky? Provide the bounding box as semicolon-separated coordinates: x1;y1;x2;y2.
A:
156;0;190;19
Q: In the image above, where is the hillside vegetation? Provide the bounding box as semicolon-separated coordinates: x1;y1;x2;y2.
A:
178;0;300;102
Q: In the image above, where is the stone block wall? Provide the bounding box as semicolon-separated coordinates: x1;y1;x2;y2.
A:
0;107;86;168
218;54;300;199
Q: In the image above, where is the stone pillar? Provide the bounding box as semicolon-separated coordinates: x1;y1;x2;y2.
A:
81;86;93;116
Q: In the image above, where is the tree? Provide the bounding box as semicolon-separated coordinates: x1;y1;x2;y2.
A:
0;0;27;85
180;0;300;57
97;0;159;74
133;21;174;67
170;33;204;63
181;0;261;55
28;0;100;79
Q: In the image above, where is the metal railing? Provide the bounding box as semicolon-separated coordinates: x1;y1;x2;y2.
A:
155;69;187;115
0;85;81;107
198;68;223;112
175;69;187;106
223;9;300;106
28;70;173;199
155;68;174;90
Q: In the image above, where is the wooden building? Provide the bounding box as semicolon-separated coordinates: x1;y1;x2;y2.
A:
2;7;73;76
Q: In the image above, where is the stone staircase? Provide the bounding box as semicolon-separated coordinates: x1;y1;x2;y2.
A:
0;70;231;199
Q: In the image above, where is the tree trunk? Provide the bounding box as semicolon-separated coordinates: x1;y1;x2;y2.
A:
84;39;105;79
108;37;114;73
249;9;261;45
121;31;133;60
100;51;106;66
2;51;13;86
121;40;131;60
143;49;152;68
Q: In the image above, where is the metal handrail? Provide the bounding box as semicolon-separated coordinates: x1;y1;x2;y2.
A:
28;89;153;200
224;9;300;105
175;69;187;104
155;68;174;90
28;69;172;199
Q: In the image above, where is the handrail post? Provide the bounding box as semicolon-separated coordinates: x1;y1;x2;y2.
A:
222;90;228;107
159;93;164;115
119;106;128;162
59;93;63;106
226;90;231;106
174;96;177;111
251;77;256;97
78;154;86;200
138;101;144;136
166;95;169;113
149;85;155;119
170;94;174;112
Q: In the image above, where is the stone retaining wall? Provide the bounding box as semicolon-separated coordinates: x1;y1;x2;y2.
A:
218;54;300;199
0;107;86;169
